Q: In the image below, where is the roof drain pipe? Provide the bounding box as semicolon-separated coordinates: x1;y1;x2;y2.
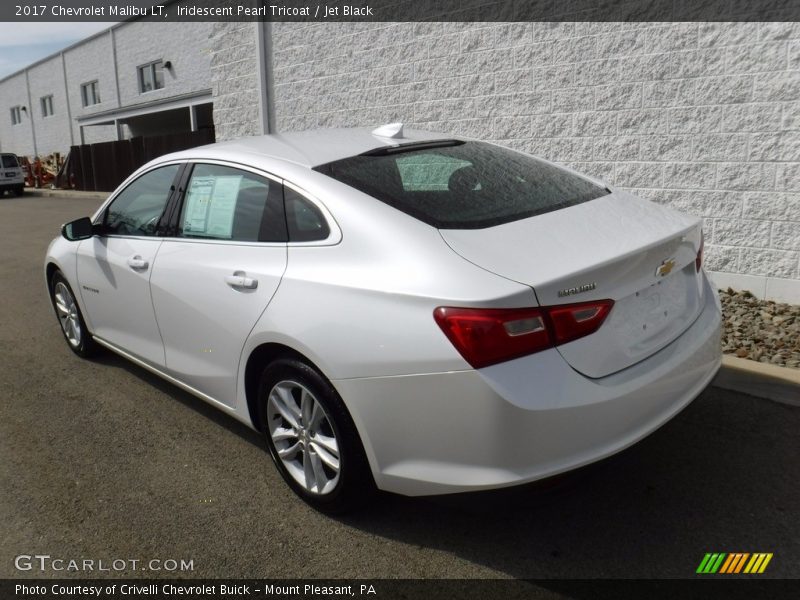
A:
256;21;276;135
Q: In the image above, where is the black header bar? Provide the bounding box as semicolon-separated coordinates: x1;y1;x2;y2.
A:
3;0;800;22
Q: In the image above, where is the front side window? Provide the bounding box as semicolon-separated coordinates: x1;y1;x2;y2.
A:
179;164;286;242
10;106;22;125
316;141;609;229
40;95;54;117
138;61;164;93
102;165;179;236
81;81;100;107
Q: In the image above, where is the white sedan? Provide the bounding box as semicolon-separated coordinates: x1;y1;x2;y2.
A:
45;124;722;512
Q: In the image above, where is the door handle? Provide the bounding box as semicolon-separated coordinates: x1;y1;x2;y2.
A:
225;271;258;290
127;255;149;270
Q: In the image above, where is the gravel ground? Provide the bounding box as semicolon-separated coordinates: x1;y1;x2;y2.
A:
720;288;800;369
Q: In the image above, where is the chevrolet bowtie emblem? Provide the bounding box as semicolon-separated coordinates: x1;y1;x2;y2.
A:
656;258;676;277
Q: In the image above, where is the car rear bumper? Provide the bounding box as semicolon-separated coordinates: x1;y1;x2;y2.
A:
334;273;722;496
0;178;24;190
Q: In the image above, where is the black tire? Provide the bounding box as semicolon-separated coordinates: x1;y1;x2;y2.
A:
259;358;375;513
49;271;98;358
13;185;24;196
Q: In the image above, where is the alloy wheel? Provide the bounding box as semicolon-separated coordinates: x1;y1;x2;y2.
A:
266;380;341;495
53;282;82;348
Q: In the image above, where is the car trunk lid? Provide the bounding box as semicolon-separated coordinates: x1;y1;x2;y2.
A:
439;190;705;378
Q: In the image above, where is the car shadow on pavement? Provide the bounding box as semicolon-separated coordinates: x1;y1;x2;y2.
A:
337;386;799;579
88;352;799;580
91;352;265;450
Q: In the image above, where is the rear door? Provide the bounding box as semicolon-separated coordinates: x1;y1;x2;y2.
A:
149;163;288;407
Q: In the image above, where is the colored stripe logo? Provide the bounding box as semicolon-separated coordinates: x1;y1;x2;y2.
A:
697;553;773;574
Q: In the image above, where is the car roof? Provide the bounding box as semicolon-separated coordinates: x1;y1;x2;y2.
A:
162;126;459;168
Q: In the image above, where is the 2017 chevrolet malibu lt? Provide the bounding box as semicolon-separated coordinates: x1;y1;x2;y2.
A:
45;124;721;512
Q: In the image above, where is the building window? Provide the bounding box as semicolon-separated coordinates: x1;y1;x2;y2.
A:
81;81;101;107
41;95;54;117
138;61;164;93
10;106;22;125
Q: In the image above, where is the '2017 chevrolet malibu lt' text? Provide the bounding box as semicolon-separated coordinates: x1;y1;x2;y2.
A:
45;124;721;512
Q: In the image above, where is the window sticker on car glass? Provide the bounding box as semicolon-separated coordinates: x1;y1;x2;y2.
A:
183;176;215;233
183;175;243;238
205;175;242;238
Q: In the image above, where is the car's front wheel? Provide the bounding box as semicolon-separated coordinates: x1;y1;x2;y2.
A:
259;358;375;513
49;271;98;358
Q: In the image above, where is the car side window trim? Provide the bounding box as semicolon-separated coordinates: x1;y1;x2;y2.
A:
166;161;287;244
91;160;187;236
158;162;193;237
282;180;341;247
96;163;184;239
160;159;341;246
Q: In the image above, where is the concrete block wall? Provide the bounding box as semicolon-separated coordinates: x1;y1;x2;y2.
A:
210;22;264;142
270;21;800;302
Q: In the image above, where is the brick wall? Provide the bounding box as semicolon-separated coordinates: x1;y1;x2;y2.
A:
270;21;800;301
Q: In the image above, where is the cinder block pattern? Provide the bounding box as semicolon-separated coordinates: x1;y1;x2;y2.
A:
270;21;800;286
210;22;262;141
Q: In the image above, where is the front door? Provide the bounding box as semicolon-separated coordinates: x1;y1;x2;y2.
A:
76;164;182;366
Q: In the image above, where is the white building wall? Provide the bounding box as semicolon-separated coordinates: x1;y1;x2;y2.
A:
267;21;800;302
0;14;214;155
0;72;35;156
27;55;73;156
62;31;119;146
113;20;212;107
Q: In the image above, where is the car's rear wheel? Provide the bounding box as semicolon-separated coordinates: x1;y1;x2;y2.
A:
13;185;24;196
259;358;375;513
50;271;98;358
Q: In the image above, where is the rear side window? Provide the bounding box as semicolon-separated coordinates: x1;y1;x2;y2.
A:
178;164;287;243
2;155;19;168
284;186;330;242
315;141;608;229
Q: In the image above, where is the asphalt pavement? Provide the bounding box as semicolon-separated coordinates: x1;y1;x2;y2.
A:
1;193;798;582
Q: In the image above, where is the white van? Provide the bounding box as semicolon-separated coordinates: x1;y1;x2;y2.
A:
0;153;25;196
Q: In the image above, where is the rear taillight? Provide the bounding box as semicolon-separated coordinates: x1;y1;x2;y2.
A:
434;300;614;369
695;230;704;272
546;300;614;345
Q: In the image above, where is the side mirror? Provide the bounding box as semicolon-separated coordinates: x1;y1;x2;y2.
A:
61;217;95;241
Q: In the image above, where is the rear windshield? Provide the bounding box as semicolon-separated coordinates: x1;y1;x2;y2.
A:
2;155;19;168
314;141;608;229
